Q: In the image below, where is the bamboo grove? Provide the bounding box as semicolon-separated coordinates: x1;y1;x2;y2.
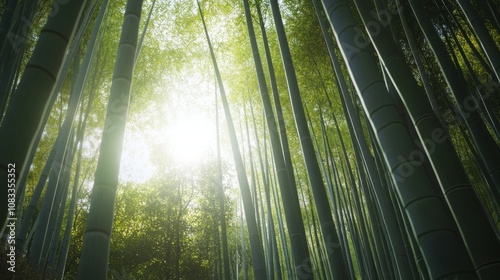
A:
0;0;500;279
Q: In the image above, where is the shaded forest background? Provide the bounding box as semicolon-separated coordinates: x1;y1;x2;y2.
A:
1;0;500;279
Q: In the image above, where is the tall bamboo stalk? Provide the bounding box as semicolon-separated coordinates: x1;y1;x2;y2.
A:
77;0;143;278
0;0;87;234
197;1;267;278
269;0;351;278
320;0;481;278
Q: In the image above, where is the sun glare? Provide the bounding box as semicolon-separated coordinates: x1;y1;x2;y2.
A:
165;117;214;165
118;64;218;183
119;98;216;183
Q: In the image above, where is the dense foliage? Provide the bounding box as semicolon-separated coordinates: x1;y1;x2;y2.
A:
1;0;500;279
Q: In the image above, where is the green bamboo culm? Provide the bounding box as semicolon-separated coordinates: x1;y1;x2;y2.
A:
197;1;267;278
77;0;143;279
0;0;16;51
407;0;500;202
455;0;500;81
269;0;353;278
215;80;231;280
56;77;97;279
311;1;415;278
0;0;87;234
319;0;480;278
351;0;500;277
243;1;325;279
29;0;108;268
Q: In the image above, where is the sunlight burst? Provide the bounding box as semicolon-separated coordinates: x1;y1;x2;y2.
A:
164;116;214;166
